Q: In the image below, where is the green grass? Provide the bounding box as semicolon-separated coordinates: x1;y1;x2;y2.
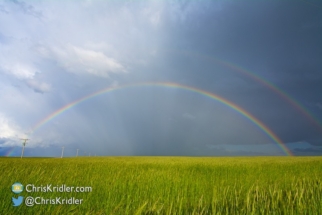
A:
0;156;321;214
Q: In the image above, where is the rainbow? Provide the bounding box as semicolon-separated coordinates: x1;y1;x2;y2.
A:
171;50;322;133
5;146;18;157
30;82;293;156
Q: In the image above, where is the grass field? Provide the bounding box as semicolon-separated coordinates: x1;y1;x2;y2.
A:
0;156;321;214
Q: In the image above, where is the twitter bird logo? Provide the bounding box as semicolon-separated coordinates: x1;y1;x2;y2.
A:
12;196;23;206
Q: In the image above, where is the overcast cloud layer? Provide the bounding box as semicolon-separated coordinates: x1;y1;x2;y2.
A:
0;0;321;157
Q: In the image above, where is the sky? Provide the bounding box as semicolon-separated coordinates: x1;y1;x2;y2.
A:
0;0;321;157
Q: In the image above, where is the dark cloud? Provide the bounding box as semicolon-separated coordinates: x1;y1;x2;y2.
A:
293;147;322;155
307;139;322;146
0;0;321;156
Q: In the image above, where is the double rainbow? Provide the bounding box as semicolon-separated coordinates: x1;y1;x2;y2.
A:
26;82;293;156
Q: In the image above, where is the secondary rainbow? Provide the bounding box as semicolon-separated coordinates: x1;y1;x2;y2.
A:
30;82;292;156
175;50;322;133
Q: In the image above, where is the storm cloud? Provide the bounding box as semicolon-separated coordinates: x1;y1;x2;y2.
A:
0;0;321;156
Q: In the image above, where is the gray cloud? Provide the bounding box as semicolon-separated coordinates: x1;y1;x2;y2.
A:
0;4;8;14
0;0;321;156
293;147;322;155
25;79;51;94
294;147;322;153
10;0;43;19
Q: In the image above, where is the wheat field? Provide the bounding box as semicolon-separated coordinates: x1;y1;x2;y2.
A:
0;156;321;214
